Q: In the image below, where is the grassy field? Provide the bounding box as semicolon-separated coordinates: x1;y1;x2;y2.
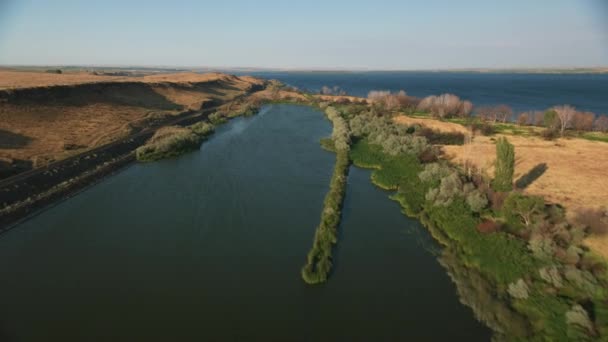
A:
394;114;608;259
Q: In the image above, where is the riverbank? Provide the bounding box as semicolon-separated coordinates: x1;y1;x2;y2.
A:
0;75;270;231
333;101;608;340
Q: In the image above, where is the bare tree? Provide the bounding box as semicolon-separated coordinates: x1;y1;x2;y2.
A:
369;90;420;112
517;112;530;126
461;100;473;117
553;105;577;136
417;94;471;118
477;105;512;123
496;105;513;123
595;115;608;132
533;111;545;126
572;111;595;131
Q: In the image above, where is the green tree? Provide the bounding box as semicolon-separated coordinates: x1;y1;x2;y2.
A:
543;110;558;129
492;137;515;192
503;192;544;228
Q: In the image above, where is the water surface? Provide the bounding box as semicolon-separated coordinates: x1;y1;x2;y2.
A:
0;105;490;341
241;71;608;114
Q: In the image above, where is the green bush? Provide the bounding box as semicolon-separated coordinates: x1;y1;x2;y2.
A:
136;127;203;162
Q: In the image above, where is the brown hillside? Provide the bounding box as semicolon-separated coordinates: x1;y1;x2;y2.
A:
0;71;265;177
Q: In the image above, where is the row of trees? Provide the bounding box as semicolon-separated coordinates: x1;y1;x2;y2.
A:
367;90;420;111
517;106;608;134
417;94;473;118
301;107;351;284
360;87;608;133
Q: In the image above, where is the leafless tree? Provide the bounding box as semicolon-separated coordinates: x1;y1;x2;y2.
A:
594;115;608;132
477;105;512;123
572;111;595;131
368;90;420;111
553;105;577;135
533;111;545;126
517;112;530;126
496;105;513;123
417;94;471;118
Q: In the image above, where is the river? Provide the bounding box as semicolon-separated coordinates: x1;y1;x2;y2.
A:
0;104;490;341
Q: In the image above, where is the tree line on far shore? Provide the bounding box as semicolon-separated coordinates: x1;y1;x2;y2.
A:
319;86;608;135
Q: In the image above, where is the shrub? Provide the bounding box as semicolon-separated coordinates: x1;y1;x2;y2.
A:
503;192;544;229
573;207;608;235
367;90;420;111
477;219;500;233
136;126;202;162
471;121;495;136
541;127;559;140
209;112;226;125
189;122;215;136
418;163;452;184
543;110;558;129
418;147;439;163
477;105;513;123
572;111;595;131
415;127;465;145
417;94;472;118
594;115;608;132
508;279;530;299
466;190;489;213
539;266;563;288
424;169;487;212
492;137;515;192
565;305;595;334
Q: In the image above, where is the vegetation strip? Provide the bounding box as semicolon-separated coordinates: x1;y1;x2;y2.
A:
301;107;351;284
334;100;608;341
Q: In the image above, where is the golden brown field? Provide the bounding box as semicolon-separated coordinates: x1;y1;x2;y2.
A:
0;70;264;174
394;115;608;258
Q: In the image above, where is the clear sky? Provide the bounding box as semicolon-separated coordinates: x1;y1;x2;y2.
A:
0;0;607;69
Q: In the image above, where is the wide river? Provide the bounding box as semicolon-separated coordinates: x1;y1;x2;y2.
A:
0;104;490;341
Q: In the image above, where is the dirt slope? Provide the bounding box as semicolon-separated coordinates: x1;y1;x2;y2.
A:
0;71;265;177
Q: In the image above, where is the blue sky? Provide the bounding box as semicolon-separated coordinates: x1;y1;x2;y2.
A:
0;0;606;69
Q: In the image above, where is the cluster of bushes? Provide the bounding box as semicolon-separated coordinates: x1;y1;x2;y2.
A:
417;94;473;118
476;105;513;123
342;102;608;340
367;90;420;112
301;107;351;284
516;106;608;139
419;163;488;213
349;110;433;157
413;126;465;145
135;123;214;162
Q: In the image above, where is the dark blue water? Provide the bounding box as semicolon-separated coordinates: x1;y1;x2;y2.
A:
240;71;608;114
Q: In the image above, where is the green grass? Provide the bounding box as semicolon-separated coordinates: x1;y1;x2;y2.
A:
348;136;607;340
319;138;336;152
579;131;608;143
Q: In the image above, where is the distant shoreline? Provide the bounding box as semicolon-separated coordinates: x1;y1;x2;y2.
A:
1;65;608;75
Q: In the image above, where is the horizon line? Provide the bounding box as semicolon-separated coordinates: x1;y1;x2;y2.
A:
2;64;608;73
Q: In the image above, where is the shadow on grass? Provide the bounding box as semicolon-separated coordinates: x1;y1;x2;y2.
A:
515;163;548;190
